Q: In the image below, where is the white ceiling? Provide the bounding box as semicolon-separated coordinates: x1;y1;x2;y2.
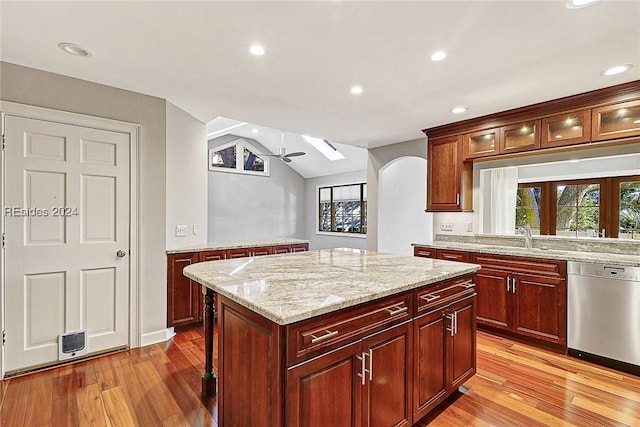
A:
1;1;639;150
207;117;367;178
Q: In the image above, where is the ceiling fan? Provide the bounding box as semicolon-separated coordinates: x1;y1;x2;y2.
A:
261;131;306;163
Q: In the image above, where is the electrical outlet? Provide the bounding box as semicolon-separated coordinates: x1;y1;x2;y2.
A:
175;225;187;237
466;222;473;232
192;224;198;235
440;222;454;231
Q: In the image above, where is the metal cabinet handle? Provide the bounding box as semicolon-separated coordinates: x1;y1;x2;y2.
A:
456;193;460;206
368;349;373;381
386;306;408;316
512;278;517;293
420;293;441;302
356;353;366;385
459;282;475;289
310;329;339;343
507;277;511;292
446;313;455;336
454;312;458;335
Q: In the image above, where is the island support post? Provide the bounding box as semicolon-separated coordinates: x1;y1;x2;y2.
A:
202;286;216;396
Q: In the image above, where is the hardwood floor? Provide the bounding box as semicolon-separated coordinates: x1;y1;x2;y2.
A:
0;329;638;426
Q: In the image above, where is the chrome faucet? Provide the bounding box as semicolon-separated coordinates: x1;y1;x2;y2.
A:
518;223;533;249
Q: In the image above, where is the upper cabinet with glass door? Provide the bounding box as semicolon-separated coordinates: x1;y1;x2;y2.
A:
500;120;540;155
463;128;500;159
593;100;640;141
541;111;591;149
463;121;540;160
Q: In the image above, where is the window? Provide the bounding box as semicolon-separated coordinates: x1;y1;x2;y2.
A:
555;181;600;237
515;176;640;239
515;184;542;235
209;139;269;176
617;178;640;240
318;183;367;234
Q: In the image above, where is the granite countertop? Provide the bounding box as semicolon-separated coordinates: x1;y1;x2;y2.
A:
166;238;309;254
184;248;480;325
412;241;640;267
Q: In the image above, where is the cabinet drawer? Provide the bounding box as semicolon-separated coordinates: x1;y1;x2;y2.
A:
471;253;566;278
416;274;476;314
436;249;469;262
286;292;413;366
414;246;436;258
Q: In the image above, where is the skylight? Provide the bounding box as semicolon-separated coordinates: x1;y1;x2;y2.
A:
302;135;345;161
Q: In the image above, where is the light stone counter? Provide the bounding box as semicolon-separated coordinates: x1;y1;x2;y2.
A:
184;248;480;325
412;241;640;267
166;238;309;254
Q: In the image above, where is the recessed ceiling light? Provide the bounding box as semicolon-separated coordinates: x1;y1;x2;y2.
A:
249;45;265;56
451;106;467;114
634;119;640;124
601;64;633;76
252;129;258;134
58;42;92;57
565;0;600;9
350;85;363;95
431;51;447;61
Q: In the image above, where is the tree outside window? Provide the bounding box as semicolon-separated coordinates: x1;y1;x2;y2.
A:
318;183;367;234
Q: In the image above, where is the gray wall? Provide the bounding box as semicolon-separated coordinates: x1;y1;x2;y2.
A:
208;135;306;242
305;170;367;250
367;137;427;250
1;61;168;343
166;102;208;250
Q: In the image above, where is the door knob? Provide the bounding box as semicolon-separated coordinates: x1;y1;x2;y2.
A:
116;250;127;258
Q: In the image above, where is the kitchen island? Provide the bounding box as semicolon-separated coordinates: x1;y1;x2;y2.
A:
184;248;480;426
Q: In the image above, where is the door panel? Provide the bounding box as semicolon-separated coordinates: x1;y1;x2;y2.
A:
4;116;130;373
514;274;565;343
449;299;476;390
475;268;511;330
365;322;412;427
413;310;446;420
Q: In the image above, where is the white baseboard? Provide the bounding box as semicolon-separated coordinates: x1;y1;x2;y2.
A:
140;327;175;347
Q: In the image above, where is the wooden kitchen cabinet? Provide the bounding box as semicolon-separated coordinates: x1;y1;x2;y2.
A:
218;272;476;426
471;253;567;346
462;120;540;160
592;99;640;141
463;127;500;159
541;110;591;148
287;321;413;427
167;243;308;329
413;246;436;258
427;136;472;212
167;252;202;329
500;120;540;154
413;277;476;420
436;249;469;262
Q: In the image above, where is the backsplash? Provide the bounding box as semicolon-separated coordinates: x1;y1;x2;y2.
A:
435;234;640;256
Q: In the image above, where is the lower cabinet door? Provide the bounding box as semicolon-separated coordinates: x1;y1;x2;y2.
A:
475;268;512;330
413;309;446;420
448;297;476;391
286;340;362;427
167;252;201;327
513;273;566;344
364;322;413;427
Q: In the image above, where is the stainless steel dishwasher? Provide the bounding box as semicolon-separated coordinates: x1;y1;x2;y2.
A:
567;261;640;375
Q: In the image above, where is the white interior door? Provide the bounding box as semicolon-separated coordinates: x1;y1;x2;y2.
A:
3;115;130;373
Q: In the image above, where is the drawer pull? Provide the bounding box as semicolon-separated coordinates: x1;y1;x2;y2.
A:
459;282;475;289
420;294;441;302
310;329;339;343
386;306;408;316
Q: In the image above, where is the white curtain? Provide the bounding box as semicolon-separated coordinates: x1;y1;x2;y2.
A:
489;168;519;234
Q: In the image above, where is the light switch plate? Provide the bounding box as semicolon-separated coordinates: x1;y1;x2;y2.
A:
466;222;473;232
175;225;187;236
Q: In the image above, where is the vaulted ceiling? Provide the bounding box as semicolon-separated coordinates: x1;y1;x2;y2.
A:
2;1;639;149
